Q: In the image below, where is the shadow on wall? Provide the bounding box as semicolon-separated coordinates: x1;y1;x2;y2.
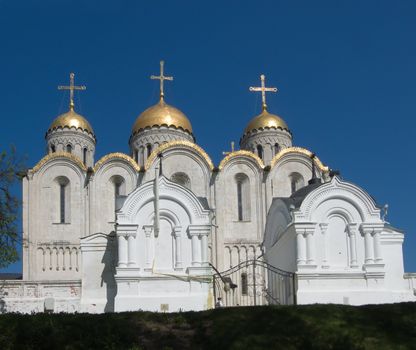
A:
101;232;117;313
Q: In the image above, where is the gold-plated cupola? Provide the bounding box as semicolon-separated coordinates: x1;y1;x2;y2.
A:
244;74;290;135
131;61;193;135
48;73;94;135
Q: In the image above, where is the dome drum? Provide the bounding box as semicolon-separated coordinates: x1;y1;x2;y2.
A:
46;108;96;167
240;109;292;165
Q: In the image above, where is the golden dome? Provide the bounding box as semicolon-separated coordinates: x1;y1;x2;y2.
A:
244;108;289;135
132;98;192;135
48;108;94;135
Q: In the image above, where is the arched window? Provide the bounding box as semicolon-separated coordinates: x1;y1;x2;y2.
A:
257;145;263;159
235;173;251;221
171;172;191;190
146;144;152;158
83;148;87;165
56;177;70;223
274;143;279;155
66;144;72;153
110;176;126;215
51;144;56;153
241;272;248;295
289;172;305;194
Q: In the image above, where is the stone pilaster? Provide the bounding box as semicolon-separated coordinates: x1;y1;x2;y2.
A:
187;225;210;268
173;226;183;269
293;222;317;269
360;223;385;273
347;223;359;268
116;224;138;269
319;223;329;268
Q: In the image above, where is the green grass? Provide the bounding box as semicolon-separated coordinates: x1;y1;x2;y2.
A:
0;303;415;349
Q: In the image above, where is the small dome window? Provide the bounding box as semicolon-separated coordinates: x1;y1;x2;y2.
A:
146;144;152;158
257;145;263;160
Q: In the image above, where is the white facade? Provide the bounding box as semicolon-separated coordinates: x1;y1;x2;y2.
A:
1;76;415;313
264;176;416;305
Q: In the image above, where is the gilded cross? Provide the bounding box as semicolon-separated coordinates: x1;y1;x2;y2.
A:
58;73;86;111
249;74;278;110
222;141;235;155
151;60;173;99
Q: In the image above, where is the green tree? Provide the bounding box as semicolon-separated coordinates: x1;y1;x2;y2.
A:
0;146;26;268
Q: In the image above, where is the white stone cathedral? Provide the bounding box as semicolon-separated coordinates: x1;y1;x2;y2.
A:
1;65;415;313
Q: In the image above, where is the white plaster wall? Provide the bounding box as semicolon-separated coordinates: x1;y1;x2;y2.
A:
114;176;212;312
312;198;365;270
80;233;116;313
133;198;192;270
380;228;408;289
216;159;263;249
1;280;81;313
267;154;318;201
265;226;297;272
143;149;211;200
90;160;138;236
26;160;86;281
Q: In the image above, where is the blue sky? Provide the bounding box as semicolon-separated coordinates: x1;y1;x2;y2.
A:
1;0;415;272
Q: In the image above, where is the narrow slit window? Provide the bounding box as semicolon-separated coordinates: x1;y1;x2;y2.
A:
115;182;121;197
274;143;279;155
237;181;243;221
241;273;248;295
56;177;70;224
235;173;250;221
257;145;263;159
60;183;66;223
111;175;125;217
83;148;87;165
66;144;72;153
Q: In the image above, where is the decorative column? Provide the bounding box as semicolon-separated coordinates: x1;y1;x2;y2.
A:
296;232;306;265
294;223;317;268
360;223;385;278
173;226;182;269
360;224;374;264
200;233;209;266
372;225;384;263
347;223;359;268
116;224;138;268
117;235;128;268
191;234;201;266
304;226;316;265
319;223;329;268
143;225;154;269
127;235;136;266
188;225;210;268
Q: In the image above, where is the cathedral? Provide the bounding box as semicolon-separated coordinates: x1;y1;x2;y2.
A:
1;62;415;313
